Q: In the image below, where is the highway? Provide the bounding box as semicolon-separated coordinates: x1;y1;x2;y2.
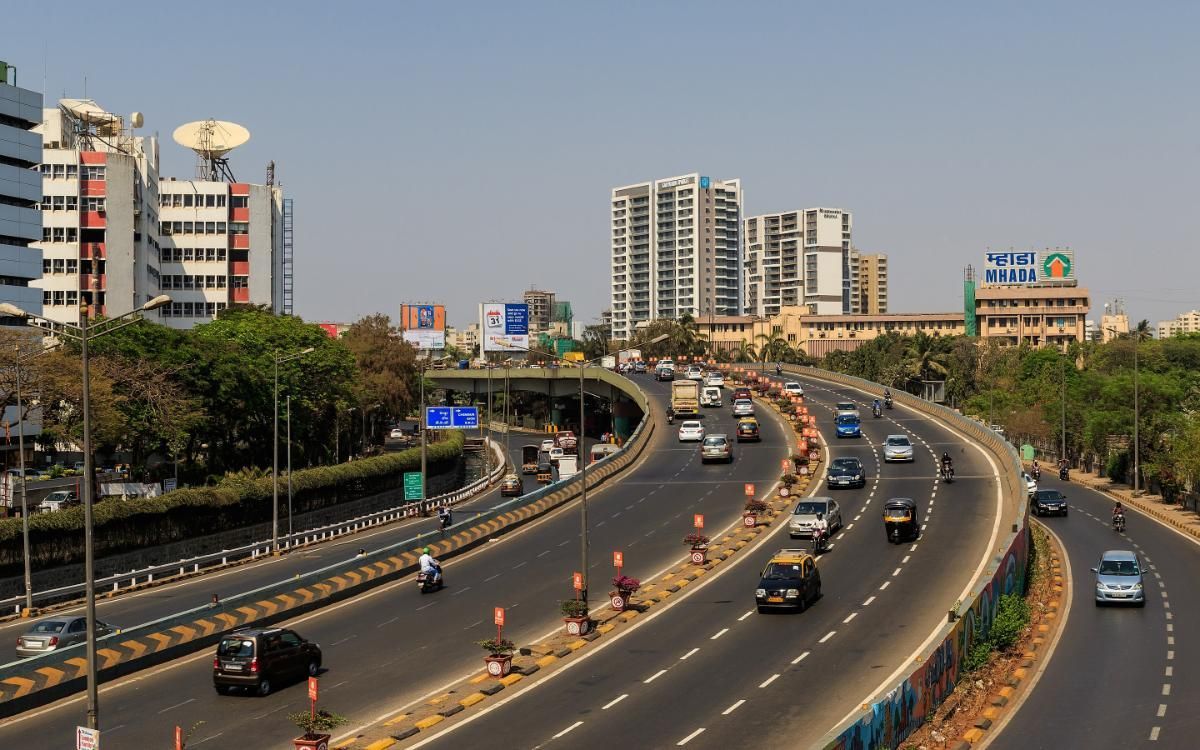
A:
0;377;786;749
408;373;1004;749
987;474;1199;749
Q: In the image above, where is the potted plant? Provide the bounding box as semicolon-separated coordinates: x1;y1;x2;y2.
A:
560;598;591;635
743;498;768;528
791;453;809;471
288;709;348;750
610;575;640;611
479;637;516;677
684;532;710;564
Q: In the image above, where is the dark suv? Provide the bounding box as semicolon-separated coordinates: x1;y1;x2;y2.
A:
213;627;322;696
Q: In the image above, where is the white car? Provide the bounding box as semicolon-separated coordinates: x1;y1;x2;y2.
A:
783;382;804;396
883;434;914;462
685;366;704;381
548;446;565;464
1023;471;1038;498
541;438;556;454
677;420;705;442
389;427;405;439
732;399;755;417
835;401;859;418
704;372;725;388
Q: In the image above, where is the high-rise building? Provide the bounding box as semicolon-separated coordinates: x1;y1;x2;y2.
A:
854;251;888;314
523;288;555;333
1157;310;1200;339
743;208;852;317
0;62;43;324
610;173;742;340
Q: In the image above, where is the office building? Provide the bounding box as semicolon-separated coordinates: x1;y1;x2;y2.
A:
852;251;888;314
610;173;742;340
743;207;851;318
1157;310;1200;339
0;61;44;323
973;286;1091;349
1098;299;1129;343
523;288;555;333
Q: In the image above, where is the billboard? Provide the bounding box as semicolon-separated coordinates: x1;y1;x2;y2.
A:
983;250;1075;286
481;302;530;352
399;304;446;349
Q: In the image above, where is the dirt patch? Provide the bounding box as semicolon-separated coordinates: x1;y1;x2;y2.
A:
901;524;1057;749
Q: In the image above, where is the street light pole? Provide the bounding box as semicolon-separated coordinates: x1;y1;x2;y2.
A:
1133;337;1140;494
578;359;588;605
420;365;427;501
1060;355;1067;463
287;396;293;537
272;347;313;553
15;348;31;614
78;304;99;729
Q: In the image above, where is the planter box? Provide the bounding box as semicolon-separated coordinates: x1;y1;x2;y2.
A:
293;735;331;750
609;591;633;611
689;546;708;565
564;616;591;636
484;654;513;677
743;513;757;528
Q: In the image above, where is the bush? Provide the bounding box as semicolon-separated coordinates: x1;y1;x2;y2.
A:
289;709;348;739
745;498;768;513
478;638;515;656
1105;452;1129;483
612;574;641;593
560;599;588;618
963;639;992;673
683;533;709;547
989;593;1030;651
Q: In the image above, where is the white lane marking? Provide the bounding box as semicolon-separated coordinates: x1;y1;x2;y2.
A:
1165;666;1173;677
892;567;902;577
862;596;876;606
330;634;357;646
846;523;855;530
1168;636;1175;645
680;648;700;660
677;728;706;746
483;573;501;583
1167;624;1174;632
722;699;746;715
791;651;810;665
738;610;754;621
377;616;399;627
819;631;836;643
1162;684;1171;696
602;694;628;710
512;561;527;570
880;581;890;590
451;585;473;596
157;697;195;714
1150;726;1161;741
558;539;571;547
910;544;919;551
553;721;583;739
759;673;781;688
711;628;729;640
843;612;858;624
902;555;911;564
645;669;668;683
1157;704;1167;717
537;550;550;558
1168;650;1175;660
191;733;224;747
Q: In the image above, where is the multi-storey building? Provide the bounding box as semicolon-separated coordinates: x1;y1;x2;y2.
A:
610;173;742;340
523;288;555;333
853;251;888;314
446;323;480;356
973;286;1091;349
1157;310;1200;339
0;61;42;324
743;207;852;318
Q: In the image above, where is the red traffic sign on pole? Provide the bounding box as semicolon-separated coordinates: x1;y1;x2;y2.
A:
308;676;319;702
744;483;755;497
176;726;183;750
494;607;505;627
781;459;791;471
573;571;583;591
613;551;624;568
693;514;705;529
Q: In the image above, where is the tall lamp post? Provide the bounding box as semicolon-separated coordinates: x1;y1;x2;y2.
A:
1106;327;1140;493
12;342;56;614
273;346;314;553
1;294;172;731
488;333;667;609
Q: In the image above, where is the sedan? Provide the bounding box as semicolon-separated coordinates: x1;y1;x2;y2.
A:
677;420;706;442
388;427;405;439
1022;471;1038;498
883;435;914;462
17;616;116;658
548;447;565;465
541;439;556;454
1031;489;1068;517
732;388;752;401
500;474;524;497
1092;550;1145;606
701;435;733;464
732;399;755;417
704;372;725;388
835;402;859;418
826;457;866;489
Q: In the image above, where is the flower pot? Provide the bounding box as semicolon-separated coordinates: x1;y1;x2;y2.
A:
689;546;708;565
743;513;757;528
484;654;512;677
564;616;591;636
293;735;331;750
609;590;632;611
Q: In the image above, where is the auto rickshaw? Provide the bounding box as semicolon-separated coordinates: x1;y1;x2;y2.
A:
521;445;540;475
882;497;919;543
536;455;554;484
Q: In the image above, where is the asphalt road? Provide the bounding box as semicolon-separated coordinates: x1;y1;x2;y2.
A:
408;374;1004;750
0;377;786;749
987;475;1199;749
0;434;548;657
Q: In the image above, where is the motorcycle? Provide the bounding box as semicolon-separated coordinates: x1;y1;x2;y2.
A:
1059;466;1069;481
1112;513;1126;533
872;404;882;418
667;412;675;425
811;527;829;554
439;511;453;530
941;464;954;483
884;396;893;410
417;567;444;594
1032;465;1041;481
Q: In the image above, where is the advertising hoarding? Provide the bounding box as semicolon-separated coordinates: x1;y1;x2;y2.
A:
399;304;446;349
481;302;530;352
983;250;1076;286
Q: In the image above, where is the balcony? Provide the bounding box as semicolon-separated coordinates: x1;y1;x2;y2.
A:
232;260;250;275
81;211;106;229
80;242;106;259
80;180;106;197
232;234;250;250
232;287;250;303
231;207;250;222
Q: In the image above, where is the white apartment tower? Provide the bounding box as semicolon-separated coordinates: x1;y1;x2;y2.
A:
743;207;852;317
611;173;742;341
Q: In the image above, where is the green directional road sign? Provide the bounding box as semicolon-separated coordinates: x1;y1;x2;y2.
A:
404;472;423;501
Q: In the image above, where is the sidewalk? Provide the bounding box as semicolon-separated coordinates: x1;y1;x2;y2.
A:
1057;465;1200;542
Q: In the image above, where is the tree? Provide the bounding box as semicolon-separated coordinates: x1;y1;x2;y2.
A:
342;315;417;422
904;332;950;382
581;325;609;360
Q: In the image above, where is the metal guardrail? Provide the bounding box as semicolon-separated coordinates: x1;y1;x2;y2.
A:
1;439;509;615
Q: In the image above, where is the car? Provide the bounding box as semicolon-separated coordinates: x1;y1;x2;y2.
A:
548;446;565;465
655;366;675;382
38;490;79;512
540;438;556;454
732;387;752;402
500;474;524;496
783;382;804;397
835;414;861;438
388;427;405;440
788;498;843;538
704;372;725;388
755;548;821;612
1023;471;1038;498
554;430;578;453
883;434;914;462
701;434;733;463
834;402;859;418
1092;550;1145;607
17;616;116;658
1031;489;1068;517
736;418;761;442
684;365;704;381
700;387;723;408
213;627;323;696
827;457;866;488
677;420;705;442
732;398;755;417
633;361;647;374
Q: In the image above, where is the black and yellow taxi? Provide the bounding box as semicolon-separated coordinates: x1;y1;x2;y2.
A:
735;417;761;442
754;548;821;613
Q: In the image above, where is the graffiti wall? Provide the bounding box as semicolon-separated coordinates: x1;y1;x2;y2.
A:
822;526;1030;750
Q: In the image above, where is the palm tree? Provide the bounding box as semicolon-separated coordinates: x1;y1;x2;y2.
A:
904;332;950;382
1133;319;1153;343
734;340;755;363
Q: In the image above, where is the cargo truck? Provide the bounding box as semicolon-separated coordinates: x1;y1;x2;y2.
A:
671;379;700;416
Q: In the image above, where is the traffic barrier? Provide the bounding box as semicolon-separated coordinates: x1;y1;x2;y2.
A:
0;382;654;717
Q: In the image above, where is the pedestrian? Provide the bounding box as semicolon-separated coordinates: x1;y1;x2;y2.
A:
209;593;220;608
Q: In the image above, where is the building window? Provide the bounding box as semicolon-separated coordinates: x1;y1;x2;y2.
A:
82;166;106;180
231;196;248;208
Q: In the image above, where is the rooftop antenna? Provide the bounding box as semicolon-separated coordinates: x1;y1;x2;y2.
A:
172;119;250;181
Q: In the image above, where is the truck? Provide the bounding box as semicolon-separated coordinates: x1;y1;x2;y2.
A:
671;379;700;416
554;430;578;454
618;349;641;366
557;454;579;480
601;355;617;370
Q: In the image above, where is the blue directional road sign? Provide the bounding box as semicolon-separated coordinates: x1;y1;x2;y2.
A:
425;406;479;430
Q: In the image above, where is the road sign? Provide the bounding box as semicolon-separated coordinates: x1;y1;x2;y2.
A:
573;571;583;591
693;514;704;529
425;406;479;430
781;459;790;471
494;607;505;627
309;676;319;702
613;551;624;568
163;477;178;493
77;727;99;750
610;593;625;610
743;483;755;497
780;486;791;497
690;550;705;565
743;515;756;528
403;472;423;501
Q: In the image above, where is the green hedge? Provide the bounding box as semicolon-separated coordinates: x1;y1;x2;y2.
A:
0;431;465;573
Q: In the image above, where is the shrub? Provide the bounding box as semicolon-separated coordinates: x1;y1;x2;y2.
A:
1105;452;1129;483
612;574;641;593
745;498;768;513
963;639;992;673
781;473;797;486
478;638;515;656
989;593;1030;651
289;709;348;739
560;599;588;618
683;533;709;547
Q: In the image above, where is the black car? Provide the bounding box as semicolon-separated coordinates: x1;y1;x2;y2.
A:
213;628;322;696
1031;489;1068;517
826;457;866;489
755;549;821;613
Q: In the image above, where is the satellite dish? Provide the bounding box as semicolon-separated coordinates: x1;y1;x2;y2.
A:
61;98;112;124
130;111;144;128
173;119;250;180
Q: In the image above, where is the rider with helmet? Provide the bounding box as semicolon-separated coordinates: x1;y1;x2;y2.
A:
418;546;442;583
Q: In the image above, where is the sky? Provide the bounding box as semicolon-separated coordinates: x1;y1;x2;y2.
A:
5;2;1199;329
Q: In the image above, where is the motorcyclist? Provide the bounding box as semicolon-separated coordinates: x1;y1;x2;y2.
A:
812;512;830;551
884;389;893;408
666;405;675;424
418;546;442;583
1112;502;1125;523
1058;458;1069;480
872;399;882;416
941;452;953;478
1031;460;1041;480
437;505;452;529
775;363;783;376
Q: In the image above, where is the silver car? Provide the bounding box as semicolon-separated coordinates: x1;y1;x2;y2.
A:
732;399;755;417
883;434;914;462
1022;471;1038;498
788;498;843;538
1092;550;1145;607
701;434;733;464
17;616;117;658
835;401;859;418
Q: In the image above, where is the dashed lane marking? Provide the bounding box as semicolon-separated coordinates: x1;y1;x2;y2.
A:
759;674;781;688
602;694;628;710
722;699;745;715
553;721;583;739
791;651;810;665
818;631;836;644
677;728;705;746
862;596;876;606
645;669;667;684
680;648;700;660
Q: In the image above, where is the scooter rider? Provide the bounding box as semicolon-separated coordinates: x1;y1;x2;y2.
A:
884;389;893;408
941;452;954;479
437;505;452;530
872;399;882;417
812;512;830;551
666;405;675;425
776;362;783;376
418;546;442;583
1031;460;1041;480
1112;501;1125;528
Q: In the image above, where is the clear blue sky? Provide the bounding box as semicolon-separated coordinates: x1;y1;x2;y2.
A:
5;1;1198;329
